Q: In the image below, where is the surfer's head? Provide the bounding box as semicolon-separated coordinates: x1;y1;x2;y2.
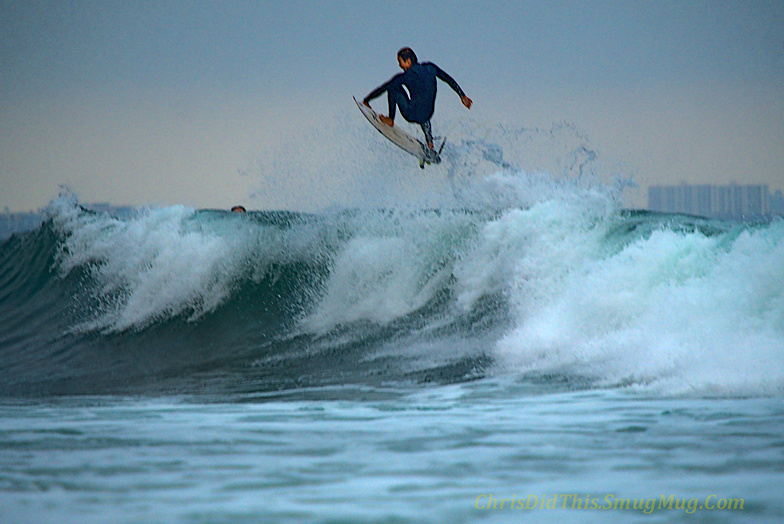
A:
397;47;417;70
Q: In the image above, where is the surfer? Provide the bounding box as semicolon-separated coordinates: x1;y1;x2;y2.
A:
363;47;472;150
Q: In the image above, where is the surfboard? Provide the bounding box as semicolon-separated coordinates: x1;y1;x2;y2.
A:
353;96;444;169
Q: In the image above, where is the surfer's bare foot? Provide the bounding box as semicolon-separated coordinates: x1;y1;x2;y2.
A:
379;115;394;127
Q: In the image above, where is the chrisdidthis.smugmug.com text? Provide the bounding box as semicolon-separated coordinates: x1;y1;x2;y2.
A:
475;493;744;514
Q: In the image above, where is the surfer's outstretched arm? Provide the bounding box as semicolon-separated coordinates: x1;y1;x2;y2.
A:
432;64;473;109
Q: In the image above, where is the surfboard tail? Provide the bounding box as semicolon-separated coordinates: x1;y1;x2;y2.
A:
421;137;445;165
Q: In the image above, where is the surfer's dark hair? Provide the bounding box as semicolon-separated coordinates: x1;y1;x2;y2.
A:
397;47;418;64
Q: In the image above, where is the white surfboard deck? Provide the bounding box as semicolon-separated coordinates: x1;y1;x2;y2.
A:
354;96;441;167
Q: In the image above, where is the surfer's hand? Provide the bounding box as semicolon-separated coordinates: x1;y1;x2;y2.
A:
363;99;371;107
462;95;473;109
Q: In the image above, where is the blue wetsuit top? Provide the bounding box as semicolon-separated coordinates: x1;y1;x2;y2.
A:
363;62;466;124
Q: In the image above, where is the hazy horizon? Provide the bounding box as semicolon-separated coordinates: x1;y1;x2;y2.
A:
2;0;782;212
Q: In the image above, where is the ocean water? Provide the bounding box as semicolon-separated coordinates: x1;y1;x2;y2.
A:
1;169;783;522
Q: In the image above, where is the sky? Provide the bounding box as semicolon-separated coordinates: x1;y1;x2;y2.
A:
1;0;783;212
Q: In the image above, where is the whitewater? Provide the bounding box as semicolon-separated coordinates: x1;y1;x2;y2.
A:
1;133;783;521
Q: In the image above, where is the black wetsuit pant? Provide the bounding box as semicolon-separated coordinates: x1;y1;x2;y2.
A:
387;86;434;146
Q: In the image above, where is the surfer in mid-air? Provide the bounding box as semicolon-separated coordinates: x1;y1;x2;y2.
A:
363;47;472;151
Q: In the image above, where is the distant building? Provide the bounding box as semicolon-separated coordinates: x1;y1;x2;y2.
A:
771;190;784;216
648;183;774;219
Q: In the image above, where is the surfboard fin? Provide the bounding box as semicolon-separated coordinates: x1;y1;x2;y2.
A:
438;137;447;156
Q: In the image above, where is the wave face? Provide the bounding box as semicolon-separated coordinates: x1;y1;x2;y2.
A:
1;178;783;398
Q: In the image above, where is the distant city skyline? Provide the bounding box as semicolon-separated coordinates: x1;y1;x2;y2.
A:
649;183;784;219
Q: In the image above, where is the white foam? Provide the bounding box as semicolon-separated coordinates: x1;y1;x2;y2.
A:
49;199;246;331
304;236;444;331
494;197;784;396
302;210;471;333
